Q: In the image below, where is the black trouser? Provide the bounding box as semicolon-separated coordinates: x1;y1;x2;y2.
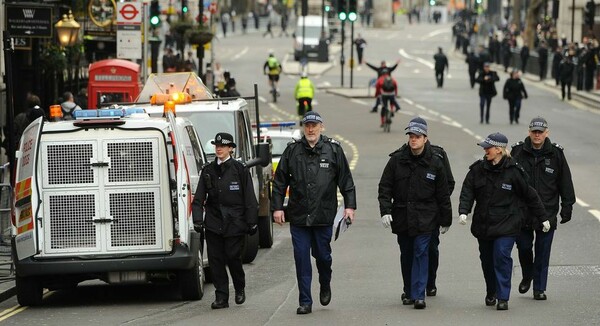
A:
561;80;572;99
521;58;528;73
206;230;245;301
435;69;444;87
357;49;364;64
427;228;440;290
469;70;477;88
297;97;312;117
508;98;522;123
539;62;547;80
479;95;493;123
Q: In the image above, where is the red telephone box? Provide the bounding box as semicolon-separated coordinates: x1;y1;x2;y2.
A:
88;59;141;109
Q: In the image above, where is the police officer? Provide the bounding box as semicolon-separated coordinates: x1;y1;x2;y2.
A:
192;132;258;309
378;117;452;309
511;117;575;300
433;47;449;88
294;72;315;120
458;132;549;310
388;117;455;298
272;111;357;315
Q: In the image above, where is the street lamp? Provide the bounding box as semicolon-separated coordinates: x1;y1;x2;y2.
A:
55;10;80;47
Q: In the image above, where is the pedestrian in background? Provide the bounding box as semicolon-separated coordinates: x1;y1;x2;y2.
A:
465;49;479;88
551;46;564;86
559;53;575;100
221;11;230;37
501;37;512;73
385;117;455;299
520;43;530;73
458;132;549;311
60;91;82;120
511;117;575;301
354;34;367;65
538;42;549;81
272;111;357;315
378;117;452;310
433;47;449;88
475;63;500;124
502;70;528;124
192;132;258;309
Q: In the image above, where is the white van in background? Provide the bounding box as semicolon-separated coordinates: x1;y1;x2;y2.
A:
293;15;330;61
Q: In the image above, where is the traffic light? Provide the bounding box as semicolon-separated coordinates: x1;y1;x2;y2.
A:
337;0;347;21
150;0;161;26
301;0;308;16
182;0;189;14
325;4;330;12
585;0;596;27
348;0;357;21
429;0;436;5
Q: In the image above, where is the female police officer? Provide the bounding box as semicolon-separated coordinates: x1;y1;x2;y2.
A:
192;132;258;309
458;132;549;310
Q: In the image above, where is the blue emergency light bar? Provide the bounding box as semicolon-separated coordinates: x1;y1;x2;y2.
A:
74;108;146;119
257;121;296;128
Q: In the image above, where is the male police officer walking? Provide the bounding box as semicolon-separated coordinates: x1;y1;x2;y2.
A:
192;132;258;309
386;117;455;298
433;47;449;88
272;111;357;315
511;117;575;300
378;117;452;309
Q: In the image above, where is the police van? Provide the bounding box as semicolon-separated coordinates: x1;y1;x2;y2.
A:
134;73;273;261
12;107;207;306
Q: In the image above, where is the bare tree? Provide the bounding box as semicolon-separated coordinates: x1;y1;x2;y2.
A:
512;0;522;29
524;0;544;48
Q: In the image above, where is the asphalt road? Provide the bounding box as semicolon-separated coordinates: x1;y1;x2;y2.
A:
1;20;599;325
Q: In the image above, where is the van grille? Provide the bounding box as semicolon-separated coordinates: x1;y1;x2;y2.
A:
49;194;97;249
107;142;154;183
47;144;94;185
109;192;157;247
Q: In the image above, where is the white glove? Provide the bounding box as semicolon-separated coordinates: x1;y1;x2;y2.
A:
459;214;468;225
381;214;393;228
542;220;551;233
440;226;450;234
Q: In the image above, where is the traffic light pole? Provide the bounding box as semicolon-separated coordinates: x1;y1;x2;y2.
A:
340;20;345;87
350;21;354;88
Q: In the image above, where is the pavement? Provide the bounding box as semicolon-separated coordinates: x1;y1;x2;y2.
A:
0;244;15;304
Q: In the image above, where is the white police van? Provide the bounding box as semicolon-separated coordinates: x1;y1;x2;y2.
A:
12;107;207;306
134;73;273;260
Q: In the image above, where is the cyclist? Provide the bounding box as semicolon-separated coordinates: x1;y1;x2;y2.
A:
375;75;400;128
263;51;282;96
367;60;400;112
294;72;315;124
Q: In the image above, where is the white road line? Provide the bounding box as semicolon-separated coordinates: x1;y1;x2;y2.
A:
351;99;370;106
398;49;434;70
402;98;414;105
590;210;600;223
415;104;427;110
462;128;475;136
231;47;249;61
577;197;590;207
421;28;451;40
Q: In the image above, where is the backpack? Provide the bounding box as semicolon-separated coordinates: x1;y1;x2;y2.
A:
382;77;395;92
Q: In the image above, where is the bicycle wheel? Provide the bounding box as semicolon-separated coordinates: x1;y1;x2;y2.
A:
384;108;392;132
272;86;277;103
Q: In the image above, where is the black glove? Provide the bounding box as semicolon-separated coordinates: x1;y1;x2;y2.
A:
193;222;204;233
560;215;571;224
247;224;258;235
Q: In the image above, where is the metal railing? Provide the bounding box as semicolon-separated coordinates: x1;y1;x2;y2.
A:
0;163;14;277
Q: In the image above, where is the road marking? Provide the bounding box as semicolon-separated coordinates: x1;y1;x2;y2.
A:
258;96;267;103
268;103;297;120
351;99;369;106
577;197;590;207
413;69;420;74
334;134;359;171
420;28;450;40
0;305;27;322
590;210;600;223
398;49;434;69
231;47;249;61
402;98;414;105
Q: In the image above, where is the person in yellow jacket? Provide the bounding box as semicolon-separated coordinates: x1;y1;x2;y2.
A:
295;72;315;123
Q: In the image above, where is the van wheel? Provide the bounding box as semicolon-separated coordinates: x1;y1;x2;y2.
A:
179;250;204;301
258;214;273;248
242;232;259;263
16;275;43;306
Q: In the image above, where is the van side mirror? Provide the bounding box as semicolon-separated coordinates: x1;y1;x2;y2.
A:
292;32;296;38
246;143;271;168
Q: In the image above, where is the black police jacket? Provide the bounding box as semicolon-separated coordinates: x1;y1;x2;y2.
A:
475;70;500;97
378;142;452;236
459;156;547;240
271;135;357;226
192;157;258;237
511;137;576;229
503;78;528;100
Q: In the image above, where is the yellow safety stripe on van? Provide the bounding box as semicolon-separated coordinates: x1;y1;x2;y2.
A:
17;206;33;234
15;178;32;202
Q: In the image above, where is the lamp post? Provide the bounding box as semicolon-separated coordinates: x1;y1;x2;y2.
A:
55;10;80;47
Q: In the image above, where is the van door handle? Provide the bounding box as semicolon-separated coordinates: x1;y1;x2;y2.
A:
84;162;109;167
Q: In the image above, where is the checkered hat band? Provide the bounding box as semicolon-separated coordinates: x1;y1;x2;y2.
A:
529;121;547;128
303;114;322;123
408;126;427;134
485;138;507;147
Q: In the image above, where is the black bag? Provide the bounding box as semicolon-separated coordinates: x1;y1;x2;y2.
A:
382;77;395;92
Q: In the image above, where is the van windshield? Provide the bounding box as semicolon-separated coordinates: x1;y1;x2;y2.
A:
185;111;236;158
296;26;323;39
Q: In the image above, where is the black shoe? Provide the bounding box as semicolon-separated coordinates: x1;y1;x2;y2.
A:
519;278;532;294
401;292;407;300
211;299;229;309
296;304;312;314
426;287;437;297
497;300;508;310
533;290;547;300
414;300;426;309
402;297;415;305
370;108;377;113
235;290;246;305
485;294;497;306
320;286;331;306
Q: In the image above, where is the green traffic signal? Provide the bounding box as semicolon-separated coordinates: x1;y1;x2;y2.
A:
325;5;330;12
150;15;161;26
182;7;188;13
348;12;357;22
430;0;436;5
338;11;347;21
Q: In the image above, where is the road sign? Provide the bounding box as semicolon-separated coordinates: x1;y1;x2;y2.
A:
117;2;142;24
209;2;218;14
6;5;53;38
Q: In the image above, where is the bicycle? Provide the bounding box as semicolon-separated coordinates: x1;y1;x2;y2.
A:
270;81;278;103
381;98;392;132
